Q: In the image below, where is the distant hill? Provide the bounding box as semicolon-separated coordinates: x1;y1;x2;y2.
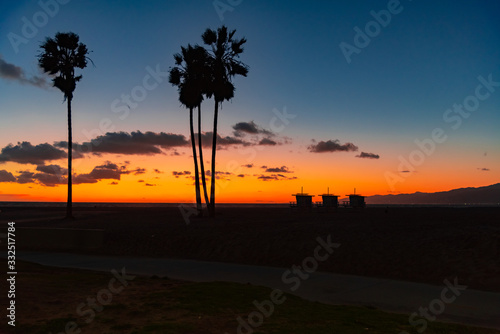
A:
367;183;500;204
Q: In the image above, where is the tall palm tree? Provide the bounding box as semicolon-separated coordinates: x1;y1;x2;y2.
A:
202;26;248;217
38;32;91;219
197;104;210;207
169;45;210;215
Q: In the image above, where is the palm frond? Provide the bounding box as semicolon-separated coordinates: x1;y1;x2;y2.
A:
38;32;91;99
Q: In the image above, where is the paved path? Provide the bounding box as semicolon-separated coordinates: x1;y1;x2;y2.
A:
11;252;500;330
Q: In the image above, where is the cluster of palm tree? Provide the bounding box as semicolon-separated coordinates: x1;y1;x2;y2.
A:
36;26;247;219
169;26;249;218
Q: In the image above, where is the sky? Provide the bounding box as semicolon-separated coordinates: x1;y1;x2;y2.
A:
0;0;499;203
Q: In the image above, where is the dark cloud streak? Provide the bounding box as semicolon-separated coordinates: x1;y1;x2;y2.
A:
308;140;358;153
0;55;48;88
356;152;380;159
0;142;67;165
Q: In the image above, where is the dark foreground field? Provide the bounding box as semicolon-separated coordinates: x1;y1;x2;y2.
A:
2;259;500;334
1;205;499;292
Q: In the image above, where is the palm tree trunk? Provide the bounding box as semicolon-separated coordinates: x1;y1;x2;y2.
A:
209;101;219;218
67;97;73;219
190;107;202;215
198;104;210;207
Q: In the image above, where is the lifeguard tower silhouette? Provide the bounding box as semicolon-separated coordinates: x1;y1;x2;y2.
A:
290;187;314;210
317;187;339;210
342;188;366;208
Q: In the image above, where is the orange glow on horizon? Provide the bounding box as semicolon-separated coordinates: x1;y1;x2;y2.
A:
1;141;499;203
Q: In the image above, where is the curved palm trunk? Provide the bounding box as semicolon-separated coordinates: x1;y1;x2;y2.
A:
66;97;73;219
197;104;210;206
190;107;202;215
209;101;219;218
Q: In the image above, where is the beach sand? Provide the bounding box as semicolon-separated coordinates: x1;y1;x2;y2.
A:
2;205;499;292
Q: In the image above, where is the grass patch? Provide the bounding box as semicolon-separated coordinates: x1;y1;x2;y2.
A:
2;259;499;334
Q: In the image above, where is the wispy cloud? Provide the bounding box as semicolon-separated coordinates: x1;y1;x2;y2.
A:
55;131;189;155
0;142;67;165
233;120;273;137
0;161;146;187
0;55;48;88
263;166;293;173
308;139;358;153
257;174;297;181
259;138;277;146
356;152;380;159
232;121;289;146
172;171;191;178
0;170;16;182
196;132;248;148
73;162;128;184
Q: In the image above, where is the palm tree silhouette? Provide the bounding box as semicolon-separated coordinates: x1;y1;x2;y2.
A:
169;44;210;215
38;32;91;219
202;26;248;217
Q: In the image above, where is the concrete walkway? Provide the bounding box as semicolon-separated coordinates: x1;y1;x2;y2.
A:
12;251;500;330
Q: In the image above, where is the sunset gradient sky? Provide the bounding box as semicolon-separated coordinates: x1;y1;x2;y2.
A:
0;0;499;203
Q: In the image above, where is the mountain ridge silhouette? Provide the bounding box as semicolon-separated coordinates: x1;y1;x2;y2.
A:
367;183;500;204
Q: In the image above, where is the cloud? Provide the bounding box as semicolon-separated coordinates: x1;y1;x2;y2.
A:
206;170;233;176
0;170;16;182
88;163;122;179
36;164;67;175
257;174;298;181
237;174;245;178
308;140;358;153
16;171;36;184
206;170;233;179
0;55;48;88
145;183;156;186
233;121;273;137
477;168;490;171
263;166;293;173
242;164;254;168
196;132;248;148
232;121;290;146
132;168;146;175
172;171;191;178
0;142;67;165
2;161;139;187
51;129;278;158
110;181;119;185
259;138;277;146
154;169;164;174
33;173;66;187
73;162;129;184
56;131;189;156
356;152;380;159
